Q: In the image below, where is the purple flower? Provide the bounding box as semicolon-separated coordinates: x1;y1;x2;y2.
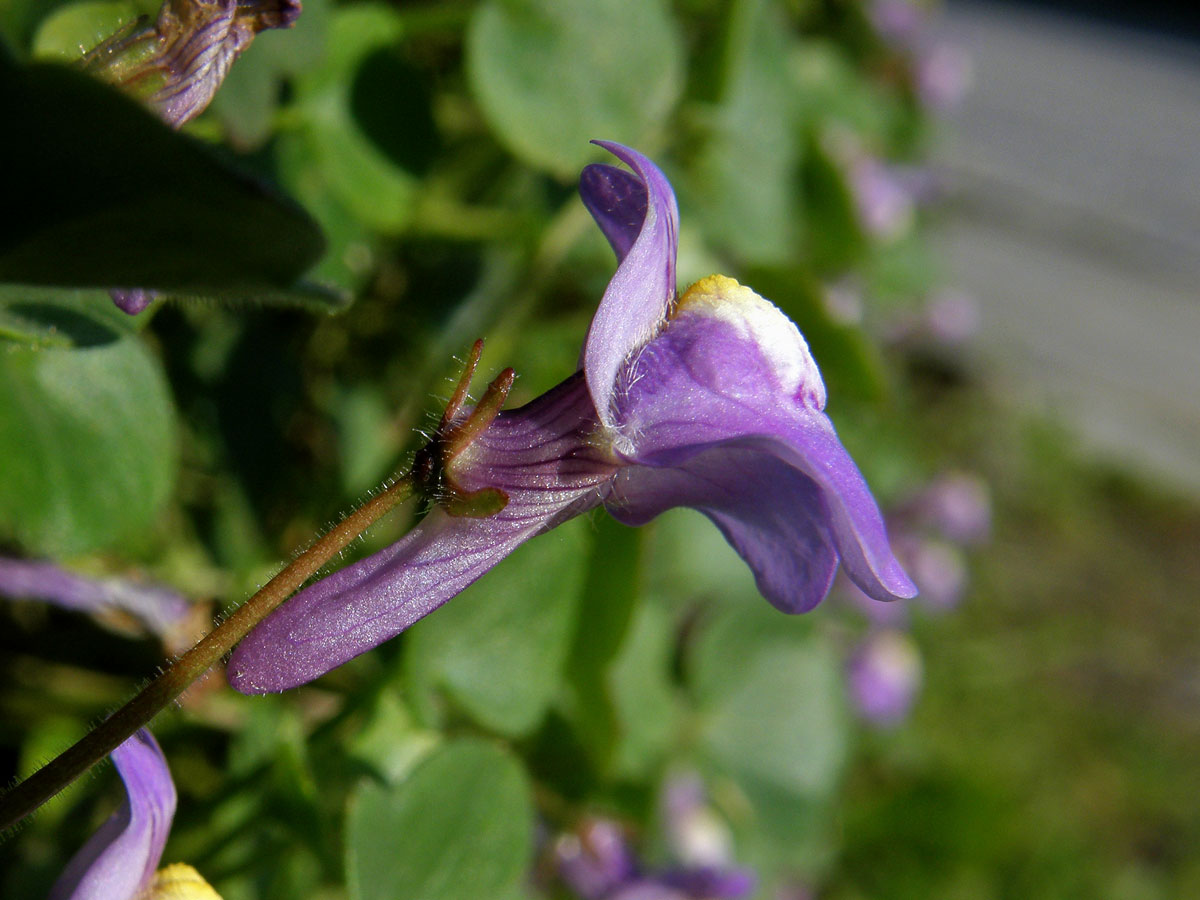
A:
846;630;922;727
555;819;639;900
552;815;754;900
0;557;192;640
227;142;915;694
49;729;220;900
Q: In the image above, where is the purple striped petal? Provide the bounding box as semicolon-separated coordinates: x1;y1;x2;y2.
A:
611;278;915;606
228;374;614;693
49;730;175;900
581;142;679;427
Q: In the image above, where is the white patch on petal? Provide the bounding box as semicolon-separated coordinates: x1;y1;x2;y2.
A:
675;275;827;410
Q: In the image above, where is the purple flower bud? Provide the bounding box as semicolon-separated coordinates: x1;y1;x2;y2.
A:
847;630;922;727
916;43;972;114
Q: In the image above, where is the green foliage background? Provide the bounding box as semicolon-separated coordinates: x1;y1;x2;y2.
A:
1;1;1196;898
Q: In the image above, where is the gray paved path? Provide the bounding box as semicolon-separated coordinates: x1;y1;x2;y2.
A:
933;1;1200;494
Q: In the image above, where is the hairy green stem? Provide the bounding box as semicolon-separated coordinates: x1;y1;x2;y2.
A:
0;475;415;832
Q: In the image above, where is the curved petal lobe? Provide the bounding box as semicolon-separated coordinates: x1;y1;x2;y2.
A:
579;163;647;261
50;730;176;900
229;375;614;693
608;446;840;613
581;141;679;427
614;307;915;605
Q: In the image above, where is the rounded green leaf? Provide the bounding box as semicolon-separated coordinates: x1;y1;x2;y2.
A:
467;0;684;177
692;607;849;800
0;326;176;555
346;739;534;900
404;517;588;737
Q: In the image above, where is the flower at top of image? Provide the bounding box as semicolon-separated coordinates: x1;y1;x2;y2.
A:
80;0;302;315
48;729;220;900
226;141;916;694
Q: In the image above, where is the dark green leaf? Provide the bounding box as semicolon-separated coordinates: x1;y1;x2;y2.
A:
0;324;176;555
0;56;329;302
467;0;684;178
346;739;533;900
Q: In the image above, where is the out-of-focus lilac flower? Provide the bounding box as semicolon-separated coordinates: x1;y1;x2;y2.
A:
915;43;972;113
885;289;981;349
49;729;221;900
897;536;967;611
83;0;301;316
227;142;915;694
868;0;925;44
848;155;916;242
662;772;732;869
906;471;992;547
0;557;191;639
552;814;754;900
555;819;639;900
847;630;922;727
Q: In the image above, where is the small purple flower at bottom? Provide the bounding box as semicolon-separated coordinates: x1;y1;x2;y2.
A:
227;142;915;694
847;630;922;728
554;816;754;900
49;729;221;900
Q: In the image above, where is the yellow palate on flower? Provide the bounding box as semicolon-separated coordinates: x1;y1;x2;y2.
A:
675;275;827;410
142;863;223;900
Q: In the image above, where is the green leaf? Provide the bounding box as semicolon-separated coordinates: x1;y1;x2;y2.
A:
346;739;534;900
684;0;800;263
0;285;139;347
467;0;684;178
0;322;176;555
563;514;644;768
288;4;419;234
608;600;681;778
692;606;849;801
29;1;136;63
404;516;589;738
0;56;330;303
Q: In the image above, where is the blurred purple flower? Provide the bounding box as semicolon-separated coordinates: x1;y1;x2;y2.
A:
553;815;754;900
897;536;967;612
0;557;191;639
848;156;918;242
906;471;992;547
555;819;639;900
847;630;922;727
915;43;972;113
49;729;220;900
227;141;915;694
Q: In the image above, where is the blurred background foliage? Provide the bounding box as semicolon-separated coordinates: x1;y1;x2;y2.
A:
1;1;1197;898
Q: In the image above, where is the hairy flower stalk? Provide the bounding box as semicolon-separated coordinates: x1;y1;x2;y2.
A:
227;141;916;694
0;472;414;830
